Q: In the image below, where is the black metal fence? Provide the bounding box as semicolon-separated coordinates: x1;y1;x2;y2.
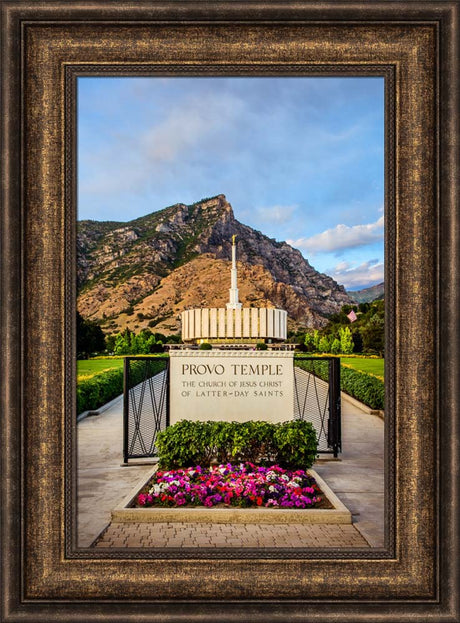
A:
123;357;169;463
123;354;341;463
293;356;341;457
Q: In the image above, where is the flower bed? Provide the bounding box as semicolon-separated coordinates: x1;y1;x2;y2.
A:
135;463;331;510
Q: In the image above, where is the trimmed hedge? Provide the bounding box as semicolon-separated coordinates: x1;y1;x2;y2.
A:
155;419;318;470
77;359;166;414
295;359;384;410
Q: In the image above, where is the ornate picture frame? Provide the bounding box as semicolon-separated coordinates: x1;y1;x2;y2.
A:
1;2;458;621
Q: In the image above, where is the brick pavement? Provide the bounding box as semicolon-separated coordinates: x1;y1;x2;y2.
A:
93;522;370;548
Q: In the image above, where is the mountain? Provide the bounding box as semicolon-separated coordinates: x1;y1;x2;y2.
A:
348;282;384;304
77;194;353;335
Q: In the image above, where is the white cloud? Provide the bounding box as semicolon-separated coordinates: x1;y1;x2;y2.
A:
288;215;384;254
254;204;298;225
80;92;245;197
329;259;384;289
142;93;244;163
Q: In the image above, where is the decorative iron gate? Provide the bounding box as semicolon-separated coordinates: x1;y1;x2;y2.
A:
123;354;341;463
293;356;341;457
123;357;169;463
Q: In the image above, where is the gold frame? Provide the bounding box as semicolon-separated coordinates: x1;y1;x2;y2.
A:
1;1;459;620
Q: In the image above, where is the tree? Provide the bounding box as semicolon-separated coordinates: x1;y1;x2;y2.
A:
166;334;182;344
113;329;133;355
318;335;330;353
131;333;150;354
313;330;321;352
105;334;116;353
339;326;354;354
361;313;384;355
352;330;364;353
77;312;105;358
304;332;316;352
330;338;341;355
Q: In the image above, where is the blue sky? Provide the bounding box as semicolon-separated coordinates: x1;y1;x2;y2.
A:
78;77;384;291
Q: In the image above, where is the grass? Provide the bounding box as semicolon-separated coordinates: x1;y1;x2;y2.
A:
77;358;124;380
339;357;384;379
78;355;384;383
77;355;168;381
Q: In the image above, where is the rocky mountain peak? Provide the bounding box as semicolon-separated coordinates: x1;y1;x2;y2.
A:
77;195;353;334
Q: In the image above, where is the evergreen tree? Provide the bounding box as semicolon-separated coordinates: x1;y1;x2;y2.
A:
330;338;341;355
318;335;330;353
313;330;321;352
339;326;354;354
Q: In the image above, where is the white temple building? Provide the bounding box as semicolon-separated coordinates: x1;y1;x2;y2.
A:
181;236;288;345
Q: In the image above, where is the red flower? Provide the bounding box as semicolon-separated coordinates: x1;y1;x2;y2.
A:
256;497;263;506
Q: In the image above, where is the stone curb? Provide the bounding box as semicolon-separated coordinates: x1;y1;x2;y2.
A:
77;393;123;423
341;392;384;419
111;468;352;525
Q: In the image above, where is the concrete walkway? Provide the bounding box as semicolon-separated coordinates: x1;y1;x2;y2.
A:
77;397;154;547
78;393;384;549
313;396;385;547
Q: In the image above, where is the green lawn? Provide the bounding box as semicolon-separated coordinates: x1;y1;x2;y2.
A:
340;357;384;379
77;358;124;380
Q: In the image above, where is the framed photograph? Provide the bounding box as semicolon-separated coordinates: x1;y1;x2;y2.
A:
1;2;459;621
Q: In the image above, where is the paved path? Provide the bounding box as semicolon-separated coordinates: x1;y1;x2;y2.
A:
77;397;154;547
78;392;384;549
313;397;385;547
94;522;369;549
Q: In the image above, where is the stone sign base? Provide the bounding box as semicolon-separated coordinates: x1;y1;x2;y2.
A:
111;469;352;525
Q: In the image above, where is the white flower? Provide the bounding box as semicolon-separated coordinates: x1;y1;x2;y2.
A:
149;483;164;495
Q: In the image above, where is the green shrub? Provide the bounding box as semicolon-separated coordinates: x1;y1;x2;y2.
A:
295;358;384;410
154;419;210;466
340;367;384;410
229;420;276;464
77;359;166;414
199;342;212;350
156;419;318;470
255;342;268;350
273;420;318;469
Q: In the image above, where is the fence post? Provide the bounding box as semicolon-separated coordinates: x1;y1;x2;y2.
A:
328;357;341;457
123;357;129;464
166;357;170;428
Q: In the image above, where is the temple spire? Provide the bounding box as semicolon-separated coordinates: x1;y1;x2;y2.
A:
227;235;242;310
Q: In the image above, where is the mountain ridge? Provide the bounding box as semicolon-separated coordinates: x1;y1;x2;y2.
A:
348;282;384;303
77;194;353;335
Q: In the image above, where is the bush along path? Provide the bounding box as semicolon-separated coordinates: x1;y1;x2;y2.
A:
77;358;167;415
295;358;384;410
